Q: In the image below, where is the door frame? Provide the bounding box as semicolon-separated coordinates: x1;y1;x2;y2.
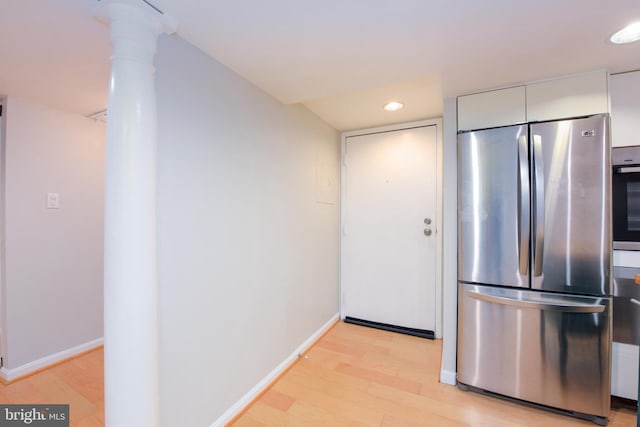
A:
0;98;6;364
340;118;444;338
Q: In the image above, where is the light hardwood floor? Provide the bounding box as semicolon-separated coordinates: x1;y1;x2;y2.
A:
232;321;637;427
0;347;104;426
0;324;635;426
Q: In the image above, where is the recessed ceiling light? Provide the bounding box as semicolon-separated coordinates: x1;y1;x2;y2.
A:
610;22;640;44
384;101;404;112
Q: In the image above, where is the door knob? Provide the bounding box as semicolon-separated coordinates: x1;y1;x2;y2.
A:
424;228;432;236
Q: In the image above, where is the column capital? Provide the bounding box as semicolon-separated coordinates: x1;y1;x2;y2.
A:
94;0;177;69
94;0;177;36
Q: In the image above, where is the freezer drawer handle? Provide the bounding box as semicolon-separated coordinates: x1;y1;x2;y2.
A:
631;298;640;308
468;291;605;313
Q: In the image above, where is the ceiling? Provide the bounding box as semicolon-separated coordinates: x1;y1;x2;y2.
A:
2;0;640;131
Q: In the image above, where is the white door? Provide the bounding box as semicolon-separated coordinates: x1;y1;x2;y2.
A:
342;125;438;332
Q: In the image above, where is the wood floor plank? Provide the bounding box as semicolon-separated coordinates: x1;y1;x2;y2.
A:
367;381;518;426
1;377;49;403
75;411;106;427
608;408;636;426
275;380;385;426
285;361;371;397
278;357;461;427
240;402;291;427
286;400;367;427
380;413;424;427
0;348;103;426
231;414;268;427
28;372;97;421
332;323;393;342
261;389;296;412
335;363;422;395
315;339;368;358
308;346;400;377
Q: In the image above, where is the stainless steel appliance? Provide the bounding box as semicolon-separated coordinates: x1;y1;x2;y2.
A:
457;115;612;425
611;266;640;402
613;146;640;250
613;266;640;345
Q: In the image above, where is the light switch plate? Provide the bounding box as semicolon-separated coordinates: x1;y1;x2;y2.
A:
46;192;59;209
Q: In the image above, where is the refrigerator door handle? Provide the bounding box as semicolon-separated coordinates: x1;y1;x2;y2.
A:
468;291;605;313
631;298;640;307
518;135;530;276
532;134;544;277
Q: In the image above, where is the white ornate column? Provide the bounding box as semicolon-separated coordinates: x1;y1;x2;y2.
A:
94;1;175;426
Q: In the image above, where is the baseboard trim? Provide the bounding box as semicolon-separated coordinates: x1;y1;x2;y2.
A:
440;369;457;386
211;313;340;427
0;338;104;383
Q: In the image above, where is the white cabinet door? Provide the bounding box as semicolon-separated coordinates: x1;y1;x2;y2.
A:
526;71;608;122
458;71;609;132
342;125;438;331
457;86;526;131
611;342;639;399
611;71;640;147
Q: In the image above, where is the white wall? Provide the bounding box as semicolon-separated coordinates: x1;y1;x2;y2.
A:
154;34;340;426
440;98;458;384
2;96;105;370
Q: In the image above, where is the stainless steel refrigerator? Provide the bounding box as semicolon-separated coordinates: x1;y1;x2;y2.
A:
457;115;612;425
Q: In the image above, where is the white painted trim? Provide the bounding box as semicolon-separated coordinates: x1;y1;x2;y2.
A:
339;118;445;338
440;98;459;388
0;338;104;382
339;125;346;321
611;341;639;400
613;249;640;267
0;97;5;366
210;313;340;427
439;369;457;386
434;119;444;339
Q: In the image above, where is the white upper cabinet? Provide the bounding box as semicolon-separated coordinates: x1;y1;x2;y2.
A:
457;71;609;132
610;71;640;148
457;86;526;132
526;70;609;122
